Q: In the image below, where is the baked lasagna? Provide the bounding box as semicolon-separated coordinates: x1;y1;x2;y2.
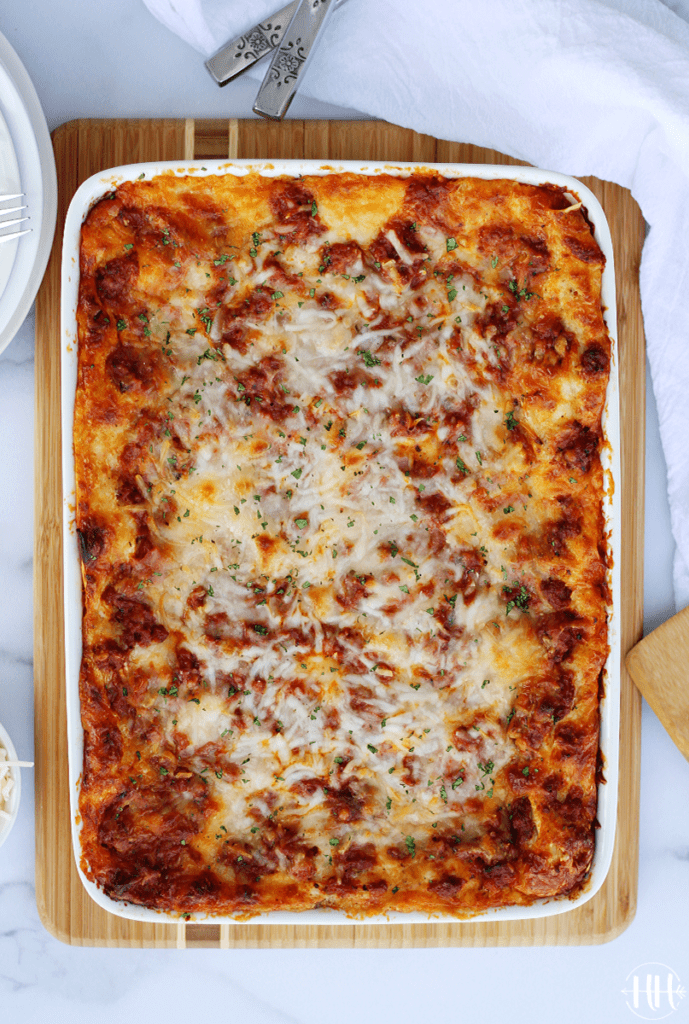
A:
74;169;612;919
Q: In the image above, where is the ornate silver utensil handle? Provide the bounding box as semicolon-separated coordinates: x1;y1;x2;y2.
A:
253;0;336;120
205;1;300;87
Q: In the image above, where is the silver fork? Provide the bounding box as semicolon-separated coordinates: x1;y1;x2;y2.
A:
0;193;30;244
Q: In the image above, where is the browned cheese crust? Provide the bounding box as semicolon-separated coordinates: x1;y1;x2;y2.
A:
74;171;611;918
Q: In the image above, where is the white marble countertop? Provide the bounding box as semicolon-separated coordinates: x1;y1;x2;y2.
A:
1;2;688;1021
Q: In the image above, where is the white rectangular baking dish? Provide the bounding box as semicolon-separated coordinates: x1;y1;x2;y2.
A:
61;158;621;927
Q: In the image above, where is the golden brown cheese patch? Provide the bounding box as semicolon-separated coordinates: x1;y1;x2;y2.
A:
74;171;611;918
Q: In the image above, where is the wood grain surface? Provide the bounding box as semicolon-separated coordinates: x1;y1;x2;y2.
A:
34;118;645;948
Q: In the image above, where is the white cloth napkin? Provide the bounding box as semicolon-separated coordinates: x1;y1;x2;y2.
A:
144;0;689;609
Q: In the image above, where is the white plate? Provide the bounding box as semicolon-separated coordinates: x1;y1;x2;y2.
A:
0;29;57;355
0;719;22;850
0;106;21;304
62;159;621;927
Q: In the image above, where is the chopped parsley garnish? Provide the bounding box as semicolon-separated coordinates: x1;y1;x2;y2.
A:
360;349;380;367
504;584;530;616
508;279;535;301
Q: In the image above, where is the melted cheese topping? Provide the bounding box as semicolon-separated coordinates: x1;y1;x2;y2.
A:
74;171;611;918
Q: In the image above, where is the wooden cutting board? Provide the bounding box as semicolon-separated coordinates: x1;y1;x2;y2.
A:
34;118;645;948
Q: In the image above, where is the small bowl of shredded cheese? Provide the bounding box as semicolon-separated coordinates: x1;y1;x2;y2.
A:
0;720;32;848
